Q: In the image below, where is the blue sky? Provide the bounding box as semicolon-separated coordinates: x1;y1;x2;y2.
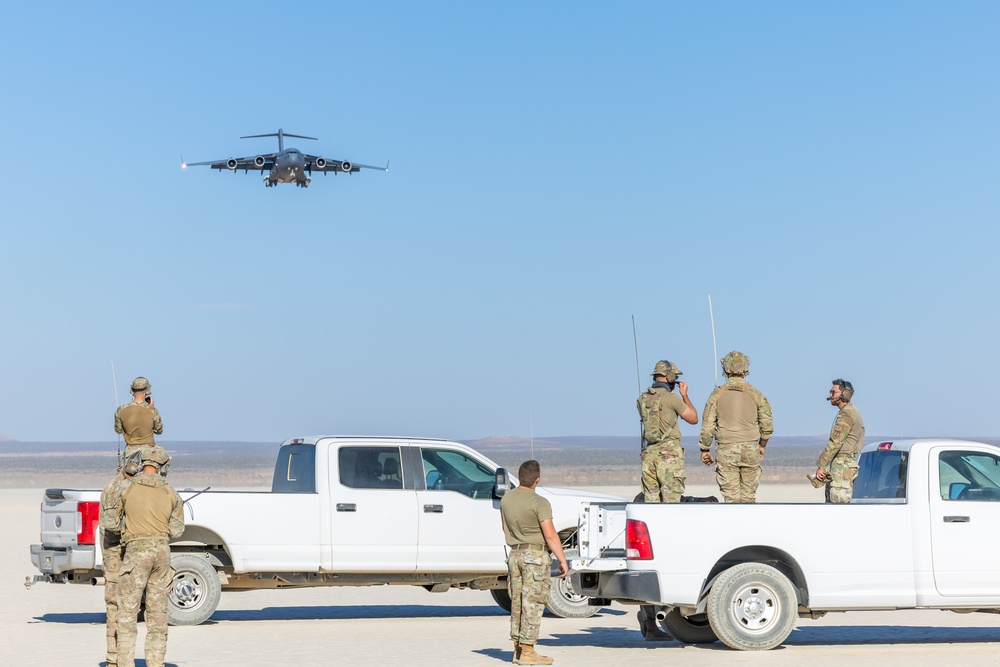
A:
1;2;997;442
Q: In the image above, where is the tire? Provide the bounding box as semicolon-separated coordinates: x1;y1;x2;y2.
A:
706;562;797;651
659;607;718;644
167;554;222;626
545;549;600;619
491;588;512;612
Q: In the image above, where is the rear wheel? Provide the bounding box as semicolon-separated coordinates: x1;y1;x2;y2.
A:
706;562;797;651
659;607;718;644
167;554;222;626
545;549;599;619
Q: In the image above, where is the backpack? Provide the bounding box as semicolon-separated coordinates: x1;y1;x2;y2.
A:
639;391;666;444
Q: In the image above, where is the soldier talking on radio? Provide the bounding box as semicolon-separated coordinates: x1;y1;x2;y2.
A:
114;377;163;458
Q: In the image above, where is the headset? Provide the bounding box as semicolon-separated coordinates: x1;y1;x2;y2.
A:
830;378;854;403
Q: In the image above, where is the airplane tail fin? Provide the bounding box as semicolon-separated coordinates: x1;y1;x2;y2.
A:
240;128;317;152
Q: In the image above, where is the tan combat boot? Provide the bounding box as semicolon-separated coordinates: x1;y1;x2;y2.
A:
512;641;521;663
516;644;553;665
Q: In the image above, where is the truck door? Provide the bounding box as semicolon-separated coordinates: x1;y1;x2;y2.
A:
929;446;1000;596
329;445;418;572
415;446;506;572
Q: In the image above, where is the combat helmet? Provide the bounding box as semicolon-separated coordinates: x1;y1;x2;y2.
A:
721;351;750;377
651;360;682;382
140;446;172;476
130;377;151;393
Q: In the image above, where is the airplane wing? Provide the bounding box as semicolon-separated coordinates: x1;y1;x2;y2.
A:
182;154;277;172
303;154;389;174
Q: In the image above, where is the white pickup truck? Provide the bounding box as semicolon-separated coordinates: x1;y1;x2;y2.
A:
571;438;1000;650
29;435;622;625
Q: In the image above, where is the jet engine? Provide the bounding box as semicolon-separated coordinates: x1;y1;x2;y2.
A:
315;157;327;169
226;158;238;170
254;155;266;167
340;161;353;172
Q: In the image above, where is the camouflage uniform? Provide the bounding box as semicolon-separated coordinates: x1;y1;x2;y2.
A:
638;383;688;503
114;400;163;458
99;468;132;667
500;485;554;650
699;376;773;503
507;547;552;646
817;402;865;503
115;469;184;667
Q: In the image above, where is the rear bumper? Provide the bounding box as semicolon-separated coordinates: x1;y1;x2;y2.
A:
572;569;661;603
30;544;96;575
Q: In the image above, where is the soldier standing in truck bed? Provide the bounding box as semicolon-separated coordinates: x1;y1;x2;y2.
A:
114;377;163;458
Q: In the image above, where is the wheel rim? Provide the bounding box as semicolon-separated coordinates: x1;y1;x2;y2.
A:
170;571;205;611
729;583;780;633
554;576;587;604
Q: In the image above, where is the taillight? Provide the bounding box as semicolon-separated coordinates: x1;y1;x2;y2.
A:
77;501;100;545
626;519;653;560
878;442;893;450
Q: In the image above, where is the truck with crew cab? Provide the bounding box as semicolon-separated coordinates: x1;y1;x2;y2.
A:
29;435;622;625
570;438;1000;650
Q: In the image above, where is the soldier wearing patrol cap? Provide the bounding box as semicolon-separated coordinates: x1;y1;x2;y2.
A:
814;379;865;503
698;351;774;503
114;377;163;458
113;446;184;667
637;360;698;503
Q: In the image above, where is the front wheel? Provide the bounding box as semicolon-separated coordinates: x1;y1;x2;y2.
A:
706;562;797;651
167;554;222;626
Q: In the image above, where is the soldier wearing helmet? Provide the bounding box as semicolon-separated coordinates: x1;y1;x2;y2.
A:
698;351;774;503
114;377;164;458
637;360;698;503
814;379;865;503
97;450;144;667
114;445;184;667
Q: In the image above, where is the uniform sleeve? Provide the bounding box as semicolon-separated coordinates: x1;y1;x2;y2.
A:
664;391;688;416
816;411;854;468
169;490;186;539
100;480;122;533
699;389;720;450
536;496;553;523
755;390;774;440
114;406;123;435
153;408;163;435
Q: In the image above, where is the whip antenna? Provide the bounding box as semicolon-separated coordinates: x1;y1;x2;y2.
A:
708;295;718;387
112;361;122;459
632;315;643;451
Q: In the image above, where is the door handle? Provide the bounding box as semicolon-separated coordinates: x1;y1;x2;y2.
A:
336;503;357;512
423;504;444;513
944;515;970;523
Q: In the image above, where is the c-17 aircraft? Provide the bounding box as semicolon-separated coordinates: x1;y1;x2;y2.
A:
182;128;388;188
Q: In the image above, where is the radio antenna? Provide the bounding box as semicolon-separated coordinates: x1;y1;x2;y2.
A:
632;315;643;450
112;361;122;460
708;295;718;387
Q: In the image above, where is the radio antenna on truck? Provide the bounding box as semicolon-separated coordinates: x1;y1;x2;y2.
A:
708;295;719;387
632;315;643;450
112;360;121;460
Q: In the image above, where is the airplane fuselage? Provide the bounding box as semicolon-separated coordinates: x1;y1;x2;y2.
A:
268;148;309;187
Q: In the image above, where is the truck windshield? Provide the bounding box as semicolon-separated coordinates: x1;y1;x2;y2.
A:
854;450;907;501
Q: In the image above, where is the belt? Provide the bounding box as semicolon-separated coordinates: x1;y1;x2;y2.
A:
511;543;545;552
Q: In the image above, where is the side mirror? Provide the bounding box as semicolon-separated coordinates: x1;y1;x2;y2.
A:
426;470;442;490
949;482;970;500
494;468;511;498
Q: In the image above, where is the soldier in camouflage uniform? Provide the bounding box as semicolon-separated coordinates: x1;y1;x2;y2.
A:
500;460;568;665
98;450;143;667
814;379;865;503
699;351;774;503
637;360;698;503
114;377;164;458
112;447;184;667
